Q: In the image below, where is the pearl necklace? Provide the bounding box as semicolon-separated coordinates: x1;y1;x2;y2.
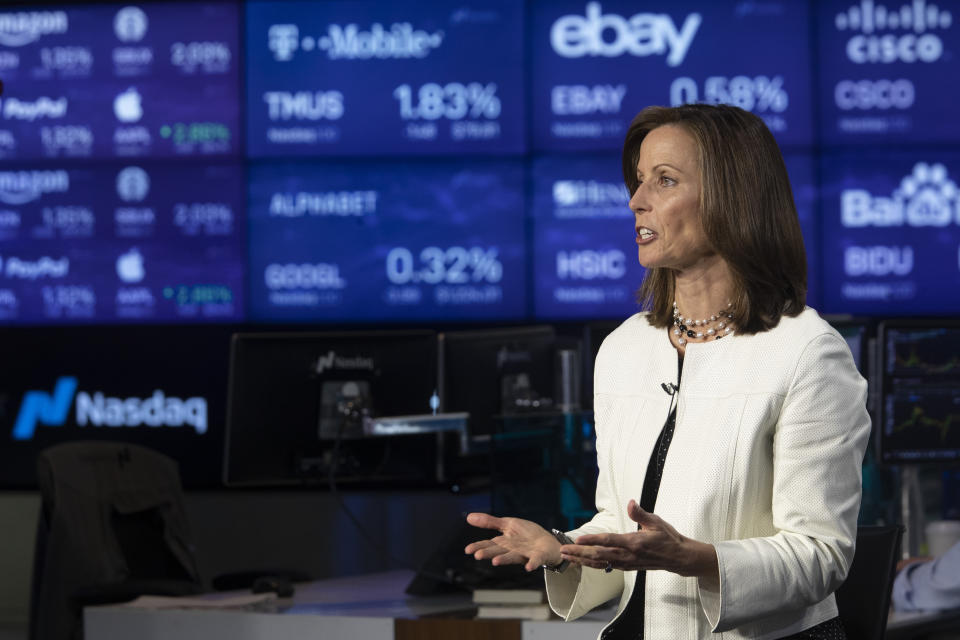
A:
672;301;734;346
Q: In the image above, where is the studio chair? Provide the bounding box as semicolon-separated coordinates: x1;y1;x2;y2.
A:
29;441;203;640
835;524;905;640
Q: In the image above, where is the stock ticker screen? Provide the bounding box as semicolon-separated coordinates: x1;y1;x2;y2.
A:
820;152;960;315
818;0;960;144
881;324;960;462
0;2;241;160
246;160;526;322
0;164;245;324
245;0;526;156
530;1;814;151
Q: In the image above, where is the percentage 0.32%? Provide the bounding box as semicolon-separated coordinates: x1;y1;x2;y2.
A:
386;246;503;285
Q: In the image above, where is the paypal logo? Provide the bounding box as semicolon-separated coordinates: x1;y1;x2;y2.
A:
11;377;208;440
12;377;77;440
550;3;701;66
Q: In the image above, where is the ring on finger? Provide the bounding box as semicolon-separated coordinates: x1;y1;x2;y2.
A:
604;561;613;573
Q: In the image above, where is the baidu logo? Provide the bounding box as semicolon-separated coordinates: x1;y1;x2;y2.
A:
116;166;150;202
114;6;148;42
835;0;953;63
268;24;299;61
842;162;960;227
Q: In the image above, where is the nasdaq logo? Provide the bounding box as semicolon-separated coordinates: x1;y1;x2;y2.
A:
845;245;914;276
0;11;68;47
842;162;960;227
313;351;374;375
12;377;77;440
116;166;150;202
12;377;208;440
836;0;952;63
114;6;148;42
0;171;69;205
1;97;67;121
551;3;701;67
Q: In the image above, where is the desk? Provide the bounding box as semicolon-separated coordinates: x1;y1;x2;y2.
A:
84;570;613;640
887;609;960;640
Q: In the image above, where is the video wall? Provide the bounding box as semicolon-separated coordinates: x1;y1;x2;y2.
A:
1;0;959;325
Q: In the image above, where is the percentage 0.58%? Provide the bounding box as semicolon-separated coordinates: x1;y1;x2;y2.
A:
393;82;501;121
670;75;789;113
386;246;503;285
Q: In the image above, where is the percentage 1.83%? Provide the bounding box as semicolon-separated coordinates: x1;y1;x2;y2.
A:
386;246;503;285
393;82;501;121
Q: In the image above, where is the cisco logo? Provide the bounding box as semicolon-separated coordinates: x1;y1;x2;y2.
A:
842;162;960;227
550;2;701;67
114;6;148;42
0;171;69;205
0;11;68;47
836;0;953;63
313;351;374;375
12;377;208;440
268;21;444;62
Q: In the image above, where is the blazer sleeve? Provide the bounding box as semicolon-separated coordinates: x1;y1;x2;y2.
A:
892;542;960;611
545;389;626;620
698;332;871;631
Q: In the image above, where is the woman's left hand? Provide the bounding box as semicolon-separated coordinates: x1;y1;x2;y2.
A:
561;499;719;583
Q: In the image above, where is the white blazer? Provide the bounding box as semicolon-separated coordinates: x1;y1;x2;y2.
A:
545;309;871;640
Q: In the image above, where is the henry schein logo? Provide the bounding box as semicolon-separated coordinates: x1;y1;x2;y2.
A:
268;20;443;62
842;162;960;227
0;11;68;47
12;377;208;440
836;0;953;63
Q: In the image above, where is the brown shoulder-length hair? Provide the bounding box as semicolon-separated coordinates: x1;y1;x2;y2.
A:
622;104;807;335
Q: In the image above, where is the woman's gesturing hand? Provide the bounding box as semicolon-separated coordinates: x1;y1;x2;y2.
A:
464;512;562;572
560;500;719;585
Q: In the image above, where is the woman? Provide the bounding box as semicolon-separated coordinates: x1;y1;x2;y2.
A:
465;104;870;639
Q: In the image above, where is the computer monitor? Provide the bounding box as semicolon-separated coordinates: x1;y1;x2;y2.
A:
878;320;960;463
439;326;557;443
823;316;872;375
223;330;440;486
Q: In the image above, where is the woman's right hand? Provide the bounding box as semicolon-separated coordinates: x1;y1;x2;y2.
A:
464;512;562;572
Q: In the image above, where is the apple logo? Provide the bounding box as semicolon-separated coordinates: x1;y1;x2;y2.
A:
116;248;145;283
114;87;143;123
